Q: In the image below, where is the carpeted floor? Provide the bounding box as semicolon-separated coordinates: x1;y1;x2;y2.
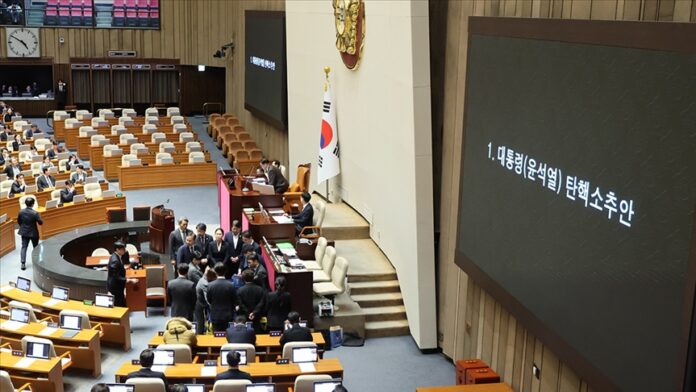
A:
0;115;455;391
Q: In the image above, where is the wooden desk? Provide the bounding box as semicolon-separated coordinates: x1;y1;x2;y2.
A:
242;210;295;243
217;170;284;231
147;332;325;356
0;182;109;220
0;219;15;257
85;255;140;268
36;196;127;238
0;351;64;392
114;358;343;386
103;149;210;180
415;384;513;392
54;116;181;142
3;167;93;187
0;319;102;377
78;129;195;159
65;121;192;150
0;285;131;351
125;268;147;312
118;162;217;190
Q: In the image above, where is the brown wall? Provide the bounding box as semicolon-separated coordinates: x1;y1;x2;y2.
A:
179;65;226;115
436;1;696;391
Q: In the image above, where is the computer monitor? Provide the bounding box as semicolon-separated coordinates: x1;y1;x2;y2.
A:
73;194;86;204
185;385;206;392
153;349;175;366
313;379;343;392
9;307;29;323
220;349;247;366
16;276;31;291
102;190;116;198
60;314;82;330
291;347;318;363
299;320;308;328
105;384;135;392
45;199;58;209
85;176;98;184
246;384;275;392
95;293;114;308
52;286;69;301
26;341;50;359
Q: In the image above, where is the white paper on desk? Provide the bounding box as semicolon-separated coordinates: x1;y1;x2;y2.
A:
274;216;294;224
288;259;304;268
151;365;168;373
280;248;297;256
0;285;11;293
38;327;58;336
43;298;60;307
1;320;25;331
201;366;218;377
15;357;36;368
298;363;316;373
268;208;285;215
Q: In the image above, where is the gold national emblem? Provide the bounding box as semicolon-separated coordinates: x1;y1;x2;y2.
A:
332;0;365;70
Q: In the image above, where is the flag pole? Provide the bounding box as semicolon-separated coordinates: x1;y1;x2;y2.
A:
324;66;331;202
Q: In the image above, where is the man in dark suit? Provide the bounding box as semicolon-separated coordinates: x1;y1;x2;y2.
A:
125;349;170;392
215;351;252;382
261;158;289;193
60;180;76;203
9;173;26;196
237;269;267;331
292;192;315;235
106;242;137;307
4;157;21;179
167;263;196;320
223;220;243;278
36;167;56;192
226;315;256;345
168;217;193;272
279;311;313;349
186;251;204;286
247;254;269;292
69;165;87;184
194;223;213;255
17;197;42;270
176;233;200;266
207;262;238;332
240;231;263;271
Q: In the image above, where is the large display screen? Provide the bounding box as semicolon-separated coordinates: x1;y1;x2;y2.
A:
455;26;696;391
244;10;287;130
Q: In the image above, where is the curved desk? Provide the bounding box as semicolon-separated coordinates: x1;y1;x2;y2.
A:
36;195;127;238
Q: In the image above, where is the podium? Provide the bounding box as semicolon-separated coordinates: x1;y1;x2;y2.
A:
149;206;174;253
126;269;147;312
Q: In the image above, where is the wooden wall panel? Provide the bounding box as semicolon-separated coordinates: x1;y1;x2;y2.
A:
436;1;696;391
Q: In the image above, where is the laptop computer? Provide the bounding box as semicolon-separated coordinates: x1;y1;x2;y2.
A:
52;286;69;301
153;349;175;366
16;276;31;291
105;384;135;392
220;349;248;366
26;341;50;359
85;176;98;184
246;384;275;392
45;199;59;209
185;385;206;392
10;307;30;323
291;347;318;363
102;190;116;198
32;155;43;162
72;194;86;204
25;184;37;193
313;379;343;392
95;293;114;308
60;314;82;337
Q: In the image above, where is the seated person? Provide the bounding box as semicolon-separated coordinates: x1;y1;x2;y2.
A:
0;147;9;166
0;126;7;141
24;124;40;139
11;134;23;151
291;192;314;235
40;155;55;172
60;180;76;203
70;164;87;184
9;173;25;196
125;349;170;392
260;158;288;193
36;167;56;191
4;156;21;179
226;314;256;345
44;141;61;159
215;351;253;382
279;311;313;349
162;317;197;347
66;154;79;171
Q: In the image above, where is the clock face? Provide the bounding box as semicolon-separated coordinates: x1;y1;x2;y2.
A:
6;28;40;58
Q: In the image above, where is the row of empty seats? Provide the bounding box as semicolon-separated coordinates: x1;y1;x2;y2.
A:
54;107;180;122
102;141;203;157
208;114;265;165
86;130;194;144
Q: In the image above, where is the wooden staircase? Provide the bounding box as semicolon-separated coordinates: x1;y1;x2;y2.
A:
348;272;410;338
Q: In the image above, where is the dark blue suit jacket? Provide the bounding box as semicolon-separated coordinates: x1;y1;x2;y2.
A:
292;203;314;233
176;244;201;265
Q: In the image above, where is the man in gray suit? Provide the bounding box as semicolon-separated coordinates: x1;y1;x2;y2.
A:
167;263;196;320
168;217;193;273
17;197;42;270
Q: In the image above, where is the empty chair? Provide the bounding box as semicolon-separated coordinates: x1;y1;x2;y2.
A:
243;141;257;150
120;133;136;144
84;183;102;199
35;139;52;152
159;142;175;153
185;141;201;152
126;243;138;255
128;378;166;392
0;180;12;194
104;145;122;157
312;246;336;283
172;123;187;133
78;126;96;137
53;110;69;121
90;134;107;146
170;115;184;125
18;151;33;163
58;158;69;172
156;152;172;165
150;132;166;143
9;301;40;322
282;341;318;361
234;150;250;161
19;195;38;210
111;125;127;135
64;118;82;128
226;117;240;126
58;309;92;329
220;343;256;364
130;143;148;155
142;124;157;134
145;107;159;117
188;151;205;163
249;150;263;160
166;107;180;117
212;380;252;392
91;247;110;256
236;132;251;141
91;117;108;127
98;109;114;118
0;369;31;391
75;110;92;120
118;116;134;126
294;375;333;392
145;115;159;125
226;141;243;153
178;132;194;143
302;237;327;271
31;162;43;176
121;154;138;167
13;121;28;132
145;265;167;317
50;189;62;201
155;343;195;363
122;108;137;118
313;256;349;304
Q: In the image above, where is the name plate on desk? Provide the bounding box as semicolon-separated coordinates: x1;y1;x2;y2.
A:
204;360;217;367
158;331;164;336
269;330;282;337
213;332;226;337
275;358;289;365
12;350;23;357
47;322;59;328
131;359;140;365
83;300;93;306
41;291;51;297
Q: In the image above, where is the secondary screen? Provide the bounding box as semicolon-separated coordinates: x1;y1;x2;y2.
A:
456;35;696;391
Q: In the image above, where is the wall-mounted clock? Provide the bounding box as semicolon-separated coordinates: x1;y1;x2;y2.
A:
6;27;40;58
